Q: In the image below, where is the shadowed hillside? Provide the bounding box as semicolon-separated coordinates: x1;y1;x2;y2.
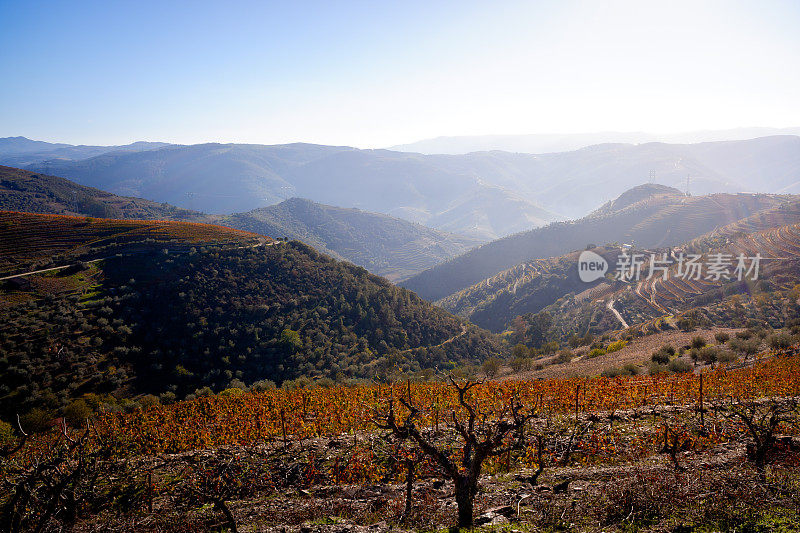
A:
218;197;483;281
0;165;206;221
0;212;503;418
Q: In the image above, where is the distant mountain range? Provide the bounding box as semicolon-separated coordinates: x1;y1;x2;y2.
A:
0;166;480;281
0;136;171;167
390;127;800;154
5;135;799;234
402;184;797;302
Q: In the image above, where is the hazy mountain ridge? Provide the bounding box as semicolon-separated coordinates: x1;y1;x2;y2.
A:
0;165;207;221
390;127;800;154
12;136;800;235
0;166;482;281
217;197;483;281
0;136;172;167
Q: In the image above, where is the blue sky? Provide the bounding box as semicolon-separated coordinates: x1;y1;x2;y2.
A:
1;0;799;147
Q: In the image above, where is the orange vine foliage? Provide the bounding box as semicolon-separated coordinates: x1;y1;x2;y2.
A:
87;353;800;457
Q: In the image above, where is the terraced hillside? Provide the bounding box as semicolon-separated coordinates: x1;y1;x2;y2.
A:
540;220;800;343
403;186;794;301
439;247;624;332
0;210;266;274
630;222;800;318
442;202;800;347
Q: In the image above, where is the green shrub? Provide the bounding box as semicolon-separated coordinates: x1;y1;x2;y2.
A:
482;357;502;377
601;367;622;378
139;394;160;409
63;399;92;427
316;377;336;388
699;346;719;365
510;357;533;373
668;359;693;373
729;337;760;355
648;362;667;375
625;363;640;375
714;332;730;344
690;336;707;349
251;379;276;391
554;350;573;364
588;348;607;358
651;349;671;365
606;340;627;353
281;376;313;390
768;332;794;350
20;408;53;433
717;350;737;364
220;387;244;397
541;341;560;354
0;419;14;446
159;391;177;404
511;344;530;359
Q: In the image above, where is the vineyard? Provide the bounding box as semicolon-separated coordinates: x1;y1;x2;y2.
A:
630;221;800;319
3;351;799;531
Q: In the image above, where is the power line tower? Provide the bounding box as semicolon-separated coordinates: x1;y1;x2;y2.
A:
186;192;196;211
685;174;691;196
649;169;655;183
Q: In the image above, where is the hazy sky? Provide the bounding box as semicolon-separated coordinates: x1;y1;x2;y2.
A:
1;0;799;148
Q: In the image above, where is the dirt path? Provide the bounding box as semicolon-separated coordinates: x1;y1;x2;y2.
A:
0;240;274;282
398;324;468;354
0;256;110;281
606;298;629;328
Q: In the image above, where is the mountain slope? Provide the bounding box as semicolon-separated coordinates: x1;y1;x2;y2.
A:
0;212;503;417
218;198;482;281
0;210;265;274
449;198;800;335
0;165;206;220
402;187;795;301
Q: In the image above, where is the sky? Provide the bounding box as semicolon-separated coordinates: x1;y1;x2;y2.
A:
1;0;799;148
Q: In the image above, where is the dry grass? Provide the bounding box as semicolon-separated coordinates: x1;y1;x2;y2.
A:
508;327;745;380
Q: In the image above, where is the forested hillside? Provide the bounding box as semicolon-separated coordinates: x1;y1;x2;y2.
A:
0;213;503;420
